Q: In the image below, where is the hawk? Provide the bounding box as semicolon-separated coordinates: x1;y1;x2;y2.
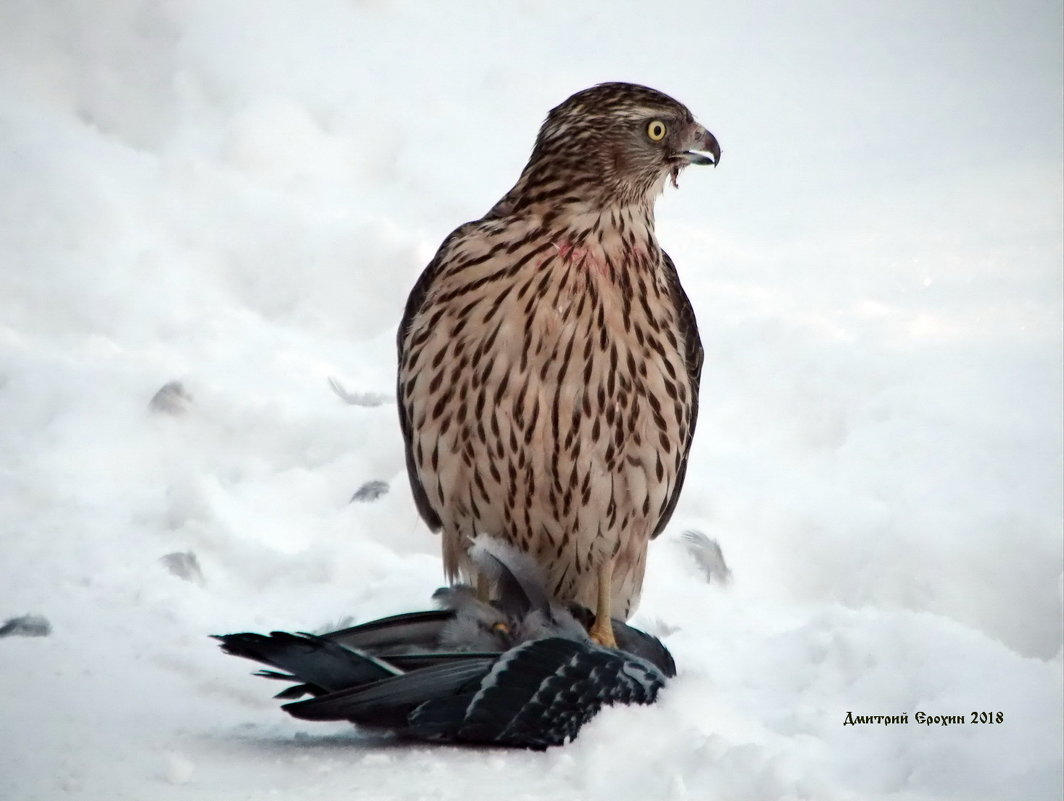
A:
397;82;719;647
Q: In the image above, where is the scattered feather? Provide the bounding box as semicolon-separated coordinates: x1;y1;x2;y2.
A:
161;551;205;585
681;530;732;584
149;381;192;415
328;377;390;407
350;480;389;503
0;614;52;638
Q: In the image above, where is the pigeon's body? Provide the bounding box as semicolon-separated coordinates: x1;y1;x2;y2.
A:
216;537;673;749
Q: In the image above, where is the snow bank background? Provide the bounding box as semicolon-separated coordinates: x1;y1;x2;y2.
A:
1;1;1060;799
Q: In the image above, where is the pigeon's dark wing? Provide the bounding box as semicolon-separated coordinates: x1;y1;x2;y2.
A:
406;637;666;749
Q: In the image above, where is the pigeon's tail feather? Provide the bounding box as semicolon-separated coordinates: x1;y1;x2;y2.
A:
213;631;400;695
283;659;494;728
322;611;453;653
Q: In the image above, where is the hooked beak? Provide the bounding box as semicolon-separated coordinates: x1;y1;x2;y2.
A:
680;124;720;167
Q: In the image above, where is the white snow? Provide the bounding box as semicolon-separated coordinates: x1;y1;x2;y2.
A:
1;1;1061;799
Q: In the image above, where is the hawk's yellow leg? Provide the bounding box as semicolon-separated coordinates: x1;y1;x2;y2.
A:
587;560;618;648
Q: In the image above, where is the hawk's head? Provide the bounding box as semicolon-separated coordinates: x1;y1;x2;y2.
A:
508;82;720;212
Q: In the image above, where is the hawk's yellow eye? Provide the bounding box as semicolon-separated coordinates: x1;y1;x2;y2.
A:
647;120;667;141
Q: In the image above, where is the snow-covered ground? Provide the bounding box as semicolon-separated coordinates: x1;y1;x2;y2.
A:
1;2;1061;799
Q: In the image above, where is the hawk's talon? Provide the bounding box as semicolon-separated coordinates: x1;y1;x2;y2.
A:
588;618;618;649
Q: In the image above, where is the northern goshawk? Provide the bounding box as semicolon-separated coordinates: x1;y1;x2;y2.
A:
397;82;719;647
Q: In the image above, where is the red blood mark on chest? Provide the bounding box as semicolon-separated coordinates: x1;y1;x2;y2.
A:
553;240;608;277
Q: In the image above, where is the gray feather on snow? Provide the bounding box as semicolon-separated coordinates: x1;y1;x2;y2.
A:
0;614;52;638
682;530;732;584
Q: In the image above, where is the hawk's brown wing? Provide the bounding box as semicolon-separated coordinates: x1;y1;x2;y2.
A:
397;222;487;532
397;232;458;533
651;249;703;539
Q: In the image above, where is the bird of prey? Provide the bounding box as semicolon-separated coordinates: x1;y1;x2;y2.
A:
215;537;674;749
397;82;719;648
